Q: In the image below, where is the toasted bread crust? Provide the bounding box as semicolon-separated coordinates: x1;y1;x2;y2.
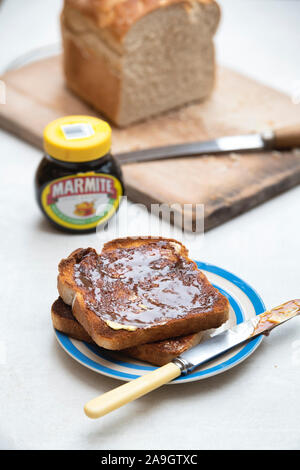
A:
63;0;220;40
51;297;203;365
58;237;229;350
123;331;203;366
51;297;92;343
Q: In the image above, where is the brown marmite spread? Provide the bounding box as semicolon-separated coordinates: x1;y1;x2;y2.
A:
73;240;221;329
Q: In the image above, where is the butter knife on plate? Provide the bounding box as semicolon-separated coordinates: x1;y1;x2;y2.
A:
84;299;300;419
115;124;300;164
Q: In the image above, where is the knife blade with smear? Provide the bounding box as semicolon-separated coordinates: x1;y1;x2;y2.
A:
115;124;300;164
84;299;300;419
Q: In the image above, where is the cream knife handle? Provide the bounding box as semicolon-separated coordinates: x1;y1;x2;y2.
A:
84;362;181;419
273;124;300;149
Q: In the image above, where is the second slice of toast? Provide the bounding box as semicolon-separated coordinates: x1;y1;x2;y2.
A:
58;237;229;350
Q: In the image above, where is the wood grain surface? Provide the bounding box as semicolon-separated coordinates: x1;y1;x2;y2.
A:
1;55;300;231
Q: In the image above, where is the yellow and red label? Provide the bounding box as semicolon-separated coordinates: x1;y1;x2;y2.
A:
41;172;123;230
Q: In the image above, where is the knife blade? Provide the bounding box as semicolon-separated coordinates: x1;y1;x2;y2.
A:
84;299;300;418
174;299;300;375
115;124;300;164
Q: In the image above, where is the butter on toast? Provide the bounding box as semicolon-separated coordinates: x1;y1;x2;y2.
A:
58;237;229;350
51;297;203;366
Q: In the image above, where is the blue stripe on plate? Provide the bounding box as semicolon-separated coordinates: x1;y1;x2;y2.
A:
85;342;155;371
57;331;141;380
196;261;265;316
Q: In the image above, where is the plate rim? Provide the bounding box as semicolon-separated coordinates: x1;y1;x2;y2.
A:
54;260;266;384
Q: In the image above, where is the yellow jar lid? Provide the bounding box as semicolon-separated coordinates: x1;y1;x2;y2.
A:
43;115;112;163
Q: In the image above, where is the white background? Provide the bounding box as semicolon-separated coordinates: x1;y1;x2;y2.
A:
0;0;300;450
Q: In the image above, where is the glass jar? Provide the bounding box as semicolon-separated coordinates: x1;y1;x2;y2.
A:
35;115;124;233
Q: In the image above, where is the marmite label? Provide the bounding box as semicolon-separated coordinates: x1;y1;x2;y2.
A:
41;172;122;230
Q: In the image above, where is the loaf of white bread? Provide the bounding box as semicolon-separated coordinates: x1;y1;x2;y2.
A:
61;0;220;127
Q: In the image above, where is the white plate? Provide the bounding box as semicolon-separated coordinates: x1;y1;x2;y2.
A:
55;261;265;384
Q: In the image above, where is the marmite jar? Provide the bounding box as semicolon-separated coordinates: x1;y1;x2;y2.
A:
35;116;124;233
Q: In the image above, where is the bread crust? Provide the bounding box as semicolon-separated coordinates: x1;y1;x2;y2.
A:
51;297;92;342
57;237;229;350
63;0;220;40
51;296;204;365
61;30;122;124
124;331;203;366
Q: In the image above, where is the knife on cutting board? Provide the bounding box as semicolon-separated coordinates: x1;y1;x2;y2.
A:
84;299;300;419
115;124;300;164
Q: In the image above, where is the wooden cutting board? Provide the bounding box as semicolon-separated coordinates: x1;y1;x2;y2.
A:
1;55;300;231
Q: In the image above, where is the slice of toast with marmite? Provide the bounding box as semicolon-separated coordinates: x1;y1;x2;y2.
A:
51;297;204;366
58;237;229;350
